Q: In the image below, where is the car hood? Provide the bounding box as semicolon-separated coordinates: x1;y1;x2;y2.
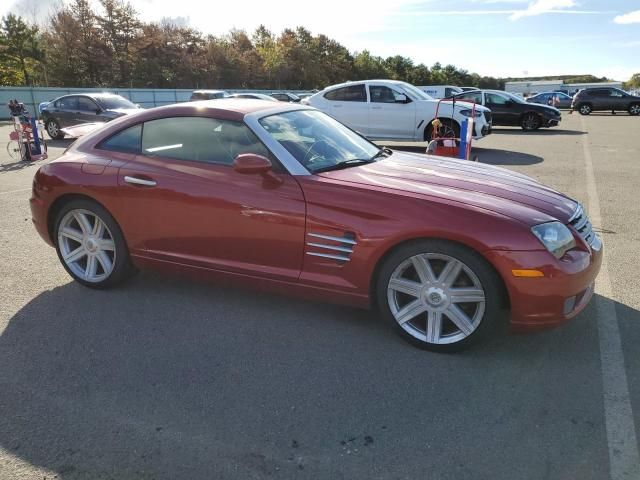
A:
105;108;141;116
317;151;577;226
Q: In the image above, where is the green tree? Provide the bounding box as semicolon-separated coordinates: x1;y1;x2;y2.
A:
0;14;43;86
624;73;640;90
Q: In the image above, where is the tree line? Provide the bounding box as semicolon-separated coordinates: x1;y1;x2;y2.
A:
1;1;634;91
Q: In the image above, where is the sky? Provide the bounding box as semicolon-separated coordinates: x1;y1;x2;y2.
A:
3;0;640;80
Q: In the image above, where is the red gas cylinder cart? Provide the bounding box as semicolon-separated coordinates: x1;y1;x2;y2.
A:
426;97;479;162
6;101;48;163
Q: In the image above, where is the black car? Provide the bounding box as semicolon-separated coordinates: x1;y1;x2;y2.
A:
455;89;561;131
189;90;230;101
41;93;141;139
271;92;301;103
571;87;640;115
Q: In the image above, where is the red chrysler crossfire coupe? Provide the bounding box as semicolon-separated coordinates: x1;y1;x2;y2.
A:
30;100;602;351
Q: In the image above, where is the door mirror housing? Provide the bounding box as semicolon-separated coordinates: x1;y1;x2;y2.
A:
233;153;273;174
394;93;409;104
95;108;102;114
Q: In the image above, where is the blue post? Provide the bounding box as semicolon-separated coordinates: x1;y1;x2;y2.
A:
458;119;469;160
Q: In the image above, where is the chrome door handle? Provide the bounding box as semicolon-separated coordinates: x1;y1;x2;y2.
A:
371;106;382;109
333;104;342;108
124;175;157;187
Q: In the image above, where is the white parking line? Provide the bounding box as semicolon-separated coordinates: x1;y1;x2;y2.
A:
0;188;31;195
581;116;640;479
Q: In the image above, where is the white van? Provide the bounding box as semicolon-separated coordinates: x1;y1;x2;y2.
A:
418;85;463;99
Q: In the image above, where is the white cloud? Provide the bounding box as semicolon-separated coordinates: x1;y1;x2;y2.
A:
614;10;640;24
510;0;576;20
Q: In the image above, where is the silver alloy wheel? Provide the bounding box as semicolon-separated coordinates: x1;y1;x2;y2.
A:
387;253;486;345
580;105;591;115
630;104;640;115
57;209;116;283
47;121;59;137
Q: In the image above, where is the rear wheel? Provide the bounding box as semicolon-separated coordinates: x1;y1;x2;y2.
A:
578;103;592;115
54;199;134;289
520;113;541;131
629;103;640;116
376;240;504;352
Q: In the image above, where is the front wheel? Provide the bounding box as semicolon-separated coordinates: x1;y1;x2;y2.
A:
629;103;640;116
46;119;65;140
376;240;504;352
520;113;541;131
55;199;134;289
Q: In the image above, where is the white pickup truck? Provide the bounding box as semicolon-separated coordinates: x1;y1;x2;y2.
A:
303;79;491;142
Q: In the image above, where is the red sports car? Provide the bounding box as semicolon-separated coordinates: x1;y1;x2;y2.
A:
30;100;602;351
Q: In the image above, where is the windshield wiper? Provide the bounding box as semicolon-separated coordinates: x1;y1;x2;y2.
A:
371;147;393;160
313;158;374;173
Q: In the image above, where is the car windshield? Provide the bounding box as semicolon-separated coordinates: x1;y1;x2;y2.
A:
96;96;137;110
397;82;434;100
259;109;383;173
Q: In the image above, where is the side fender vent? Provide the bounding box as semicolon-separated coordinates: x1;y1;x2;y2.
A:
306;232;357;263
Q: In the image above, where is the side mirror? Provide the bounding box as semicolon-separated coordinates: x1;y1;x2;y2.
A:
233;153;272;174
95;108;102;114
395;93;408;103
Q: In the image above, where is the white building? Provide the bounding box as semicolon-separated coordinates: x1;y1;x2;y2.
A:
505;79;624;96
504;80;563;96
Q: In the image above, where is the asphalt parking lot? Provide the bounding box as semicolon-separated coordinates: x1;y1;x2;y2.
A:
1;112;639;479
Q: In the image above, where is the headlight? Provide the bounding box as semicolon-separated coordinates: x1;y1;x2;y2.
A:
531;222;576;259
459;108;483;118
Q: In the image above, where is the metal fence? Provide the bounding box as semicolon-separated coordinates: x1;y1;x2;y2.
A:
0;87;312;119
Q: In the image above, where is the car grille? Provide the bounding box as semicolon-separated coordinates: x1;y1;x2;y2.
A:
484;111;492;123
569;204;600;249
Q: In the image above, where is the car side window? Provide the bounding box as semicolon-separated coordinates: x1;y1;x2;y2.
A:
369;86;404;103
141;117;272;166
57;96;77;110
486;93;508;105
97;124;142;154
77;97;98;112
610;89;624;97
324;85;366;102
459;92;482;104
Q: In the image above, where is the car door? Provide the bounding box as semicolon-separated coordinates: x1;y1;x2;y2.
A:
53;96;79;128
485;92;518;125
367;84;416;140
75;96;103;124
116;115;306;282
321;84;369;136
608;88;627;110
588;89;608;111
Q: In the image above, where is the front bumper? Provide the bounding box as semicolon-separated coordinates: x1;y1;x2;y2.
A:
544;117;561;127
484;244;602;332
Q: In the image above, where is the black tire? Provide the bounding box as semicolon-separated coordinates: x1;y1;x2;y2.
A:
46;119;65;140
520;113;541;131
375;239;505;352
424;118;460;143
629;103;640;116
577;103;592;115
54;198;135;289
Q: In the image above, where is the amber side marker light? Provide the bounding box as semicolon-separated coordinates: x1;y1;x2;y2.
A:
512;269;545;278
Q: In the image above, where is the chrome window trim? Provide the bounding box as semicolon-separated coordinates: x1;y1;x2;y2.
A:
244;106;315;176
